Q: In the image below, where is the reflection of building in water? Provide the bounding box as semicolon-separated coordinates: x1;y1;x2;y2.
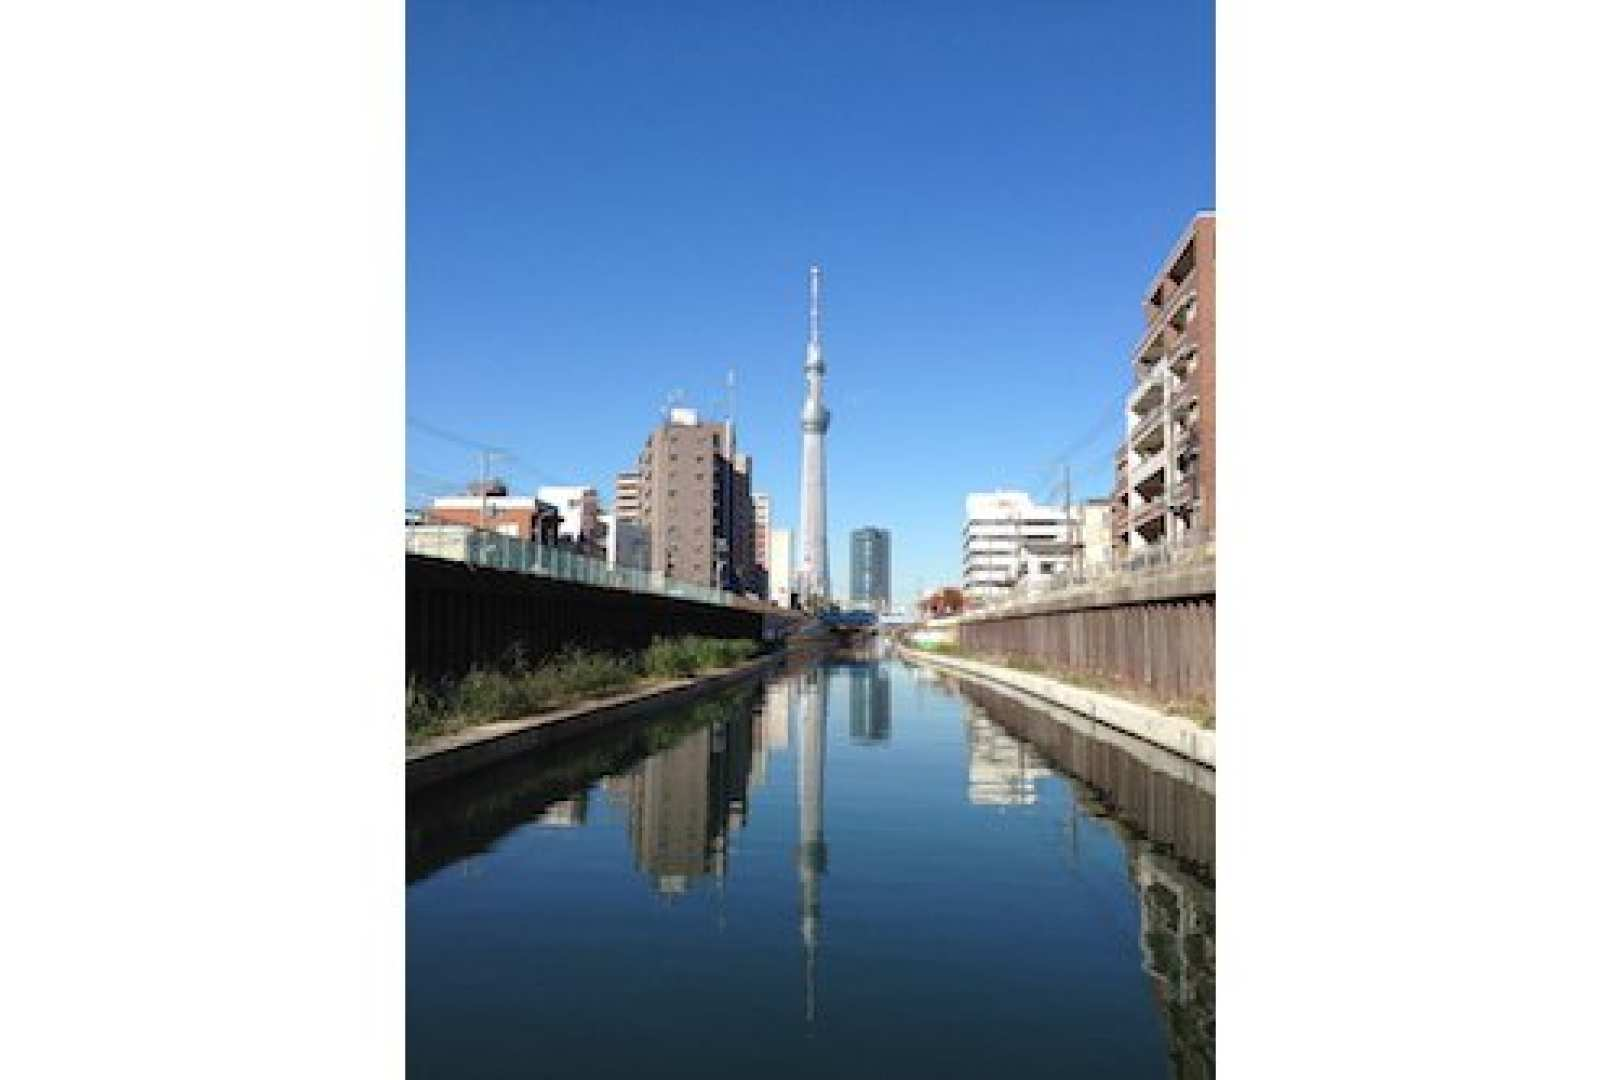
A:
1129;841;1215;1080
619;702;758;895
796;668;828;1021
848;664;892;744
750;680;795;788
626;728;711;893
965;707;1051;805
534;793;588;827
946;671;1215;1071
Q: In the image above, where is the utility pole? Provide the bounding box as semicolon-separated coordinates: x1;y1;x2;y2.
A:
478;448;493;532
1063;463;1075;586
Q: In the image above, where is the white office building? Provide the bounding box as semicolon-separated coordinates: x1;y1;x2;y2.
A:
769;528;795;609
962;491;1081;602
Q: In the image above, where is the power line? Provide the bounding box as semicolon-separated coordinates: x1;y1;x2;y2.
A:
406;415;566;488
1036;380;1130;477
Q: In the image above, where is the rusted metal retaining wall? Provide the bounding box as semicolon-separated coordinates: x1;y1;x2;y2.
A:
408;554;765;682
955;568;1215;704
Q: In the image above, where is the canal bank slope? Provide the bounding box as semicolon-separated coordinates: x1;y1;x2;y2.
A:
407;651;792;794
898;646;1216;769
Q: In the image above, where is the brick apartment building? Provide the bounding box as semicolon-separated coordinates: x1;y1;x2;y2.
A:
626;408;759;593
1114;212;1216;553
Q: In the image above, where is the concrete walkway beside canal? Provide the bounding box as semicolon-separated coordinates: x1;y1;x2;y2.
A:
407;651;788;793
898;646;1216;769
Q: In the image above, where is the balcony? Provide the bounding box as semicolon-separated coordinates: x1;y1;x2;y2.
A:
1128;497;1166;529
1132;273;1199;359
1129;448;1167;487
1127;365;1166;412
1129;405;1166;449
1170;340;1199;374
1171;379;1198;416
1167;279;1199;330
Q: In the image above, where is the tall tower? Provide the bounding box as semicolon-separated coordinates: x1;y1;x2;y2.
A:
797;265;831;604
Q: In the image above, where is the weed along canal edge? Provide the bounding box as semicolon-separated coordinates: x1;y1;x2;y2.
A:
406;650;790;794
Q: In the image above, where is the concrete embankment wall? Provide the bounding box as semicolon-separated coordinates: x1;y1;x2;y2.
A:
954;566;1214;703
407;554;767;681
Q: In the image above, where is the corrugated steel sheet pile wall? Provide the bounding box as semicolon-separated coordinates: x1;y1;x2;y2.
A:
957;595;1214;704
408;554;764;682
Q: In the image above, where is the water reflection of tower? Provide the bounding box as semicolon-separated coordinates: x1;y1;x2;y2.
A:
848;664;892;744
797;667;828;1021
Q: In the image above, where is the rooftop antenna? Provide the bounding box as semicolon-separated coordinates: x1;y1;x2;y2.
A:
663;388;686;421
725;367;737;424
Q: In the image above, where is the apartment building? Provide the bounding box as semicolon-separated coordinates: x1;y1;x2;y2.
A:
538;485;604;555
1114;212;1216;553
626;408;757;592
962;491;1079;602
752;493;772;597
613;470;641;521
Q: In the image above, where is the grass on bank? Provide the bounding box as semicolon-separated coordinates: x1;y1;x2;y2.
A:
904;638;1215;729
407;636;760;745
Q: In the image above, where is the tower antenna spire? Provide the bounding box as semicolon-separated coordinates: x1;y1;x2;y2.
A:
809;264;822;346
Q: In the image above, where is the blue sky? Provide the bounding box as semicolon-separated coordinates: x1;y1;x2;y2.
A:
407;0;1212;605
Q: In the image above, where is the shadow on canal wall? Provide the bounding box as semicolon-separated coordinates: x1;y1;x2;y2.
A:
407;687;759;884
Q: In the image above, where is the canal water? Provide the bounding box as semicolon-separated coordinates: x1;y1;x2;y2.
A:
407;651;1215;1078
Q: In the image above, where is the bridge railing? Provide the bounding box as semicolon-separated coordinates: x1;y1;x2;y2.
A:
405;526;741;610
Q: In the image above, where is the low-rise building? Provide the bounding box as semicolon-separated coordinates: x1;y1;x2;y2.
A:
962;491;1078;603
424;483;561;544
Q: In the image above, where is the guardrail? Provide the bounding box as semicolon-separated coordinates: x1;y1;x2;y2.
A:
966;534;1215;616
405;527;741;609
